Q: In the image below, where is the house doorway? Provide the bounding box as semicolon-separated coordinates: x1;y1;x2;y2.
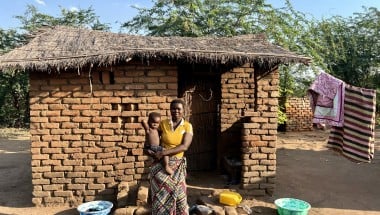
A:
178;64;221;172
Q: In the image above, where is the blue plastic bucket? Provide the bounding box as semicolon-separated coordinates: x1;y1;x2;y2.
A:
77;200;113;215
275;198;311;215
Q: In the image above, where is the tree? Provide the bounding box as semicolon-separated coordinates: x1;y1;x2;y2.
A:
15;5;111;33
122;0;315;94
308;7;379;88
307;7;380;112
0;69;29;127
0;29;29;127
122;0;306;38
0;5;111;128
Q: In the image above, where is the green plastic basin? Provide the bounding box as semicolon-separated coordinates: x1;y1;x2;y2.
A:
274;198;311;215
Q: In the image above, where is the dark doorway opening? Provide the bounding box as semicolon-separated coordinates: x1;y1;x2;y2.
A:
178;64;221;172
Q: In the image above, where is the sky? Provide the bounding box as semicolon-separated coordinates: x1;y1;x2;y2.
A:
0;0;379;32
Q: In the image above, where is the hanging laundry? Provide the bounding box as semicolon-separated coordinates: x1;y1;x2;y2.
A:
308;72;345;127
327;84;376;163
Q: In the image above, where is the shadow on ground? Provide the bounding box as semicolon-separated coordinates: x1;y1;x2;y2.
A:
0;130;379;215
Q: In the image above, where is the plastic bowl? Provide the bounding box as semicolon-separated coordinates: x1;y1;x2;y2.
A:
274;198;311;215
77;200;113;215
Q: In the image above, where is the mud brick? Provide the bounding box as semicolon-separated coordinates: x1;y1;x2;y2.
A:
41;148;62;154
88;183;105;190
102;158;121;165
33;191;50;197
242;171;259;178
44;172;64;178
91;117;110;123
42;184;63;191
260;171;275;177
30;148;41;154
120;175;134;182
131;148;143;155
118;207;139;215
93;128;114;135
33;166;51;172
51;178;71;184
84;196;96;202
63;159;82;166
75;178;93;184
242;159;258;166
250;153;267;160
97;152;116;159
260;160;276;166
67;184;85;190
96;177;115;184
87;172;104;178
135;206;151;215
51;141;69;148
209;205;225;215
31;160;41;167
103;136;123;142
225;206;239;215
61;122;79;129
117;189;129;208
249;165;267;171
260;147;276;154
101;97;121;104
32;198;43;206
57;153;75;159
54;166;73;171
72;128;92;134
61;135;81;140
83;147;102;153
136;184;149;206
43;197;64;203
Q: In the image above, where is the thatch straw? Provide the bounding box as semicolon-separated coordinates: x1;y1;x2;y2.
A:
0;26;311;72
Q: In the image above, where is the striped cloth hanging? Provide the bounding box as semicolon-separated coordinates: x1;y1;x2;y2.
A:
327;84;377;163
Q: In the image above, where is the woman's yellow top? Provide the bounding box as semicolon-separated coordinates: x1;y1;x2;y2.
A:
159;118;193;158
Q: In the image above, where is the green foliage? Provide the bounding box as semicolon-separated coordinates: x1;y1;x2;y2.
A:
1;1;378;127
122;0;320;97
277;108;287;125
308;7;380;88
307;7;380;113
0;29;26;54
0;28;29;127
122;0;380;120
0;5;111;128
15;5;111;32
123;0;302;37
0;69;29;127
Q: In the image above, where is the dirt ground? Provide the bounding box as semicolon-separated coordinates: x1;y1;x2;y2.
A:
0;128;379;215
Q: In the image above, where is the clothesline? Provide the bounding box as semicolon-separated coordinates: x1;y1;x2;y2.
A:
308;72;377;163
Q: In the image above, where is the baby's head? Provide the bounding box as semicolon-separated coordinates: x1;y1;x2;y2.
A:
148;112;161;129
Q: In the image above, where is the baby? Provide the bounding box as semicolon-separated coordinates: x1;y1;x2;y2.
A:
141;112;173;175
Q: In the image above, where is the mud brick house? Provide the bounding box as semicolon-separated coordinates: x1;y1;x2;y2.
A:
0;26;310;206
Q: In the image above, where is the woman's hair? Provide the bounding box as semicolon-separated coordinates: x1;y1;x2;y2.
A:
170;98;186;108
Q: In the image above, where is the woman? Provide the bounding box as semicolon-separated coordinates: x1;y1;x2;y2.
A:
150;98;193;214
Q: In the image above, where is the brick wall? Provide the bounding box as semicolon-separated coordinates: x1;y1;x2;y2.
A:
29;62;280;205
285;97;313;131
220;65;279;196
29;62;178;206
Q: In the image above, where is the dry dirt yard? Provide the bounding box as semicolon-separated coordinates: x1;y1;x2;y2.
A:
0;128;379;215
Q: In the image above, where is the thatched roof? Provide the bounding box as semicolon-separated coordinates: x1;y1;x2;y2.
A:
0;26;310;72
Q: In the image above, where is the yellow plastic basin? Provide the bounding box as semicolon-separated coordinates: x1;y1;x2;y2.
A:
219;191;242;206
